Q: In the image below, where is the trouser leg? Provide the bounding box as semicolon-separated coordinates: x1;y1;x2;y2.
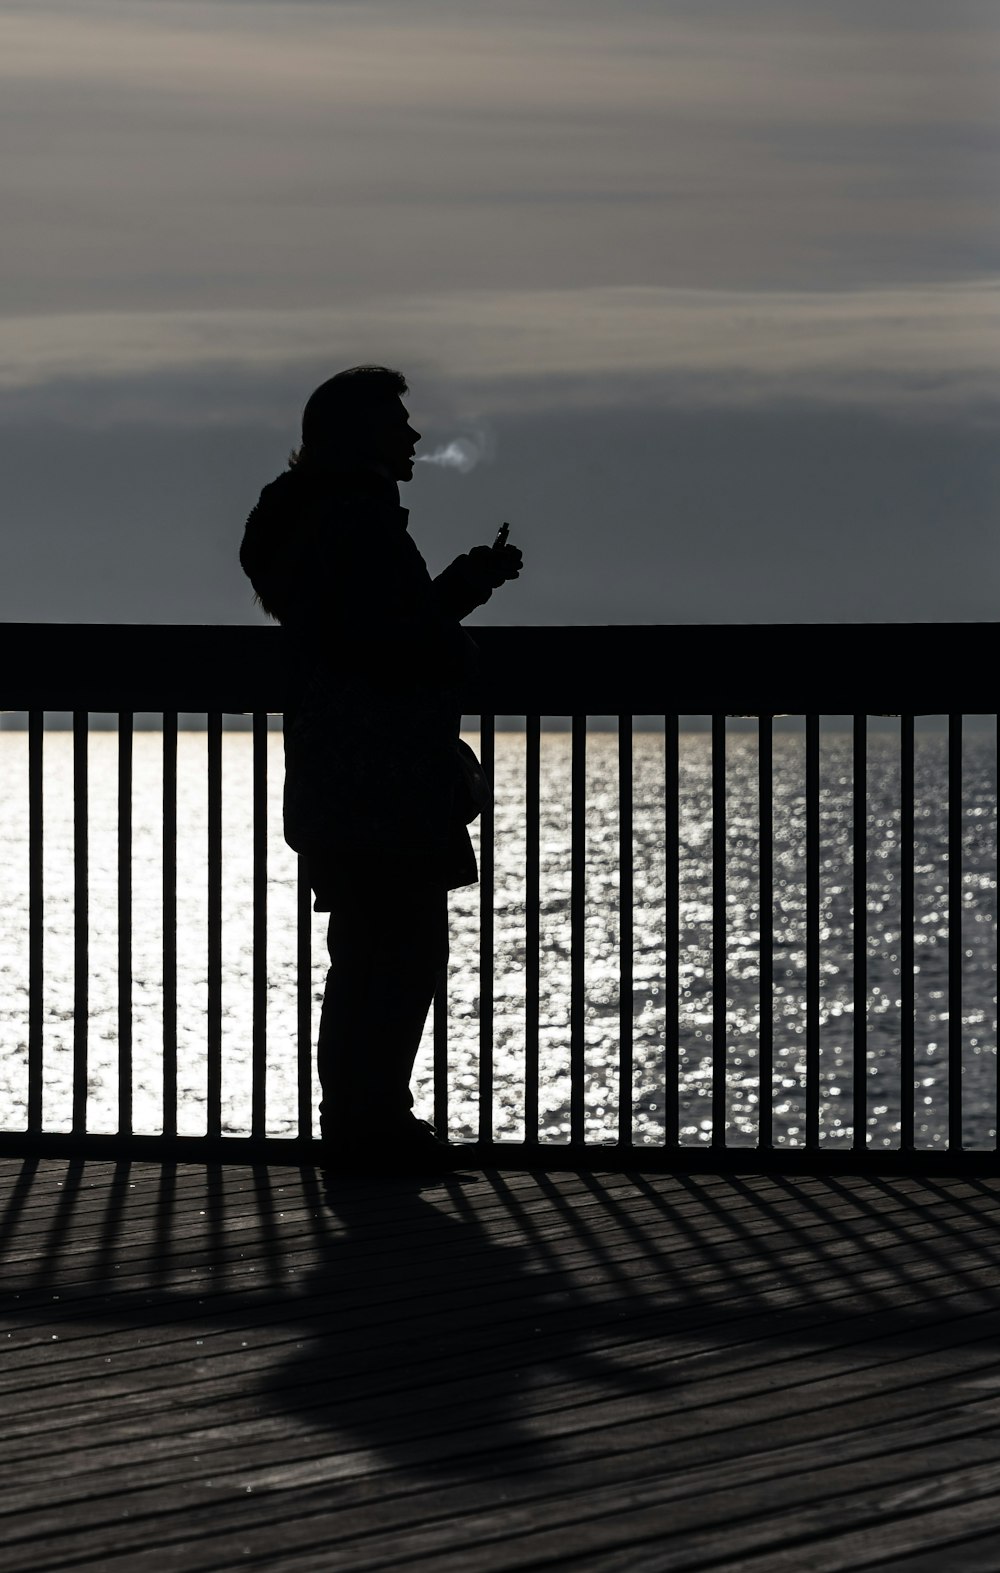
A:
317;884;449;1139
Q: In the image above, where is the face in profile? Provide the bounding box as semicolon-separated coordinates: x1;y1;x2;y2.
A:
365;398;421;482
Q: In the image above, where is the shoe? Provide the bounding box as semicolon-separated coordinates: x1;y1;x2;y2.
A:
322;1117;459;1177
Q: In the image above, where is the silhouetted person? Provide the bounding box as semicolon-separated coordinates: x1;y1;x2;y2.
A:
240;367;522;1169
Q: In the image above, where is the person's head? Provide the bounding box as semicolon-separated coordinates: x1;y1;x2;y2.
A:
293;365;420;482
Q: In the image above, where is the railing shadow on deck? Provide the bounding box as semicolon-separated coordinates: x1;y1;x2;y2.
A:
1;622;997;1176
4;1154;1000;1498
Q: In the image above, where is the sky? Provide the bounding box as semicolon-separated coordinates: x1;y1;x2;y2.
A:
1;0;998;625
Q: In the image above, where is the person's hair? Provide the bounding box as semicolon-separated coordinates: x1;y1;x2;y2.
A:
289;365;408;466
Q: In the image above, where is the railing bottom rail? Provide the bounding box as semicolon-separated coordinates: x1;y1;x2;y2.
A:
1;1131;997;1178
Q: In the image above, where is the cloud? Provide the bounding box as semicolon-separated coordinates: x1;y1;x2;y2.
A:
3;1;995;128
1;0;996;628
1;0;997;314
1;396;996;626
1;283;997;424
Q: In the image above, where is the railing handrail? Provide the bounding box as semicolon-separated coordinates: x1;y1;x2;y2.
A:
2;621;998;714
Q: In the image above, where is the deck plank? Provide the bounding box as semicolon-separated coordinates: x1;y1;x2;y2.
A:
2;1159;999;1571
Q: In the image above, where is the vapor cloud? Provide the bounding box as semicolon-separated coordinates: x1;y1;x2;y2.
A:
416;430;494;472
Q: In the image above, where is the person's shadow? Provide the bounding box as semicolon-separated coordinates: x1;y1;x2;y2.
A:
258;1167;661;1483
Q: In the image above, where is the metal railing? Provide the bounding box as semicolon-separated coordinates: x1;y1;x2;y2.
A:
0;622;996;1172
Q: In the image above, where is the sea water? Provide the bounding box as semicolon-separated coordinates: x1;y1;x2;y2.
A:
0;727;996;1148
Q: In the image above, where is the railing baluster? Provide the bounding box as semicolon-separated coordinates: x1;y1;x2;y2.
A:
619;716;634;1146
433;955;449;1139
711;715;726;1147
570;715;586;1145
72;712;89;1134
853;714;867;1152
805;713;820;1150
949;713;963;1151
27;710;43;1134
900;715;915;1151
162;713;178;1138
524;715;541;1145
758;715;774;1150
478;714;495;1145
251;712;267;1138
297;858;313;1139
431;715;455;1139
206;711;222;1138
664;713;679;1148
118;711;133;1136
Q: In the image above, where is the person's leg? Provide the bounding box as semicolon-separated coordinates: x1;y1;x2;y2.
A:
317;882;448;1143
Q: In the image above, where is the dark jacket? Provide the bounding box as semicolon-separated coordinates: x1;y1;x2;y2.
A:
240;460;494;902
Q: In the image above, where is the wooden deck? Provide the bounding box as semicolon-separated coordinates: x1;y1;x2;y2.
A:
2;1160;1000;1571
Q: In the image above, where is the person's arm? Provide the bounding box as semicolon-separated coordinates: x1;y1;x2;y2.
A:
432;542;523;622
317;520;477;687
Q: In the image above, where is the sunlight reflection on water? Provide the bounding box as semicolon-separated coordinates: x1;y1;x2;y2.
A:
0;726;995;1149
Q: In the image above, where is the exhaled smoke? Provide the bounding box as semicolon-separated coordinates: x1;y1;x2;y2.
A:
415;428;494;474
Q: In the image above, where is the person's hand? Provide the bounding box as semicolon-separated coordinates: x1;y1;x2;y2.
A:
468;542;523;588
493;541;523;582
